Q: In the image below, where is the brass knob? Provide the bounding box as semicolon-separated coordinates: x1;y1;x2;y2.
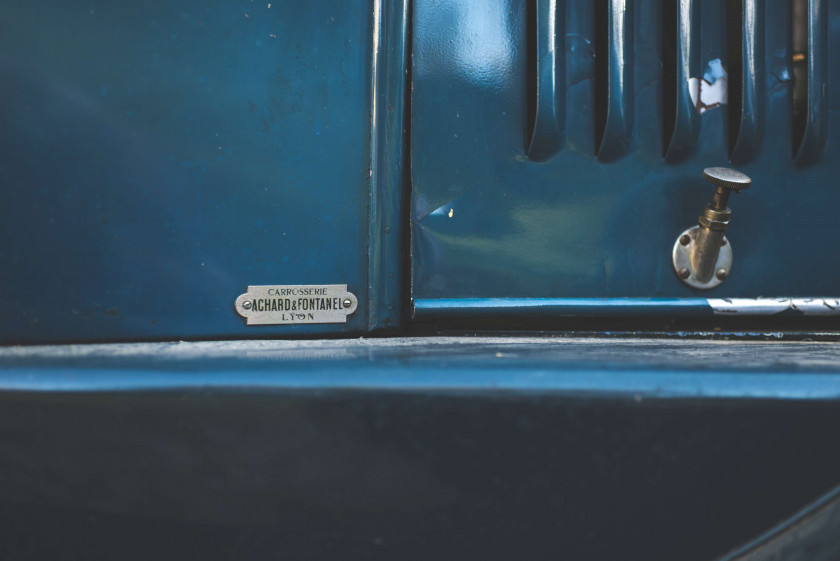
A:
672;167;752;290
703;167;751;212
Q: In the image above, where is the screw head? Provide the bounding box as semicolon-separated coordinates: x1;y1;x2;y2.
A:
678;268;690;280
716;268;728;280
242;300;252;310
343;298;352;309
680;234;691;246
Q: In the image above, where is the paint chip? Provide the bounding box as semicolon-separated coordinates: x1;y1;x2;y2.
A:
688;58;728;114
448;209;454;218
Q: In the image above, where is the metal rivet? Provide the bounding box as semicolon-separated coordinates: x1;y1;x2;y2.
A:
383;226;391;234
716;268;728;280
679;234;691;246
343;298;352;309
242;301;252;310
678;268;690;279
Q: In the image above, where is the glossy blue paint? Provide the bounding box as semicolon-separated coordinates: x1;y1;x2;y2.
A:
0;0;407;343
2;337;840;559
414;297;713;317
6;337;840;398
664;0;701;162
729;0;765;164
411;0;840;305
527;0;566;161
1;2;839;557
794;0;829;164
415;296;840;318
368;0;410;330
596;0;634;161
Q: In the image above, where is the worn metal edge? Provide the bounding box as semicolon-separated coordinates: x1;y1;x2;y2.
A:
2;338;840;398
367;0;409;331
413;298;840;318
2;365;840;398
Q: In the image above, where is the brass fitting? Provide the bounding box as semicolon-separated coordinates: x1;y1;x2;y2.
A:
672;167;752;290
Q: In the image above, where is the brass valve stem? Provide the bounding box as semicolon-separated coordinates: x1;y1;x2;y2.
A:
672;167;752;290
709;185;732;212
691;202;731;284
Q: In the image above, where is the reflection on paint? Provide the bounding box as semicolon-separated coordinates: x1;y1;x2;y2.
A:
450;0;515;88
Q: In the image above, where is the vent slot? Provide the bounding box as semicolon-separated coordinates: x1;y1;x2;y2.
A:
792;0;828;164
728;0;765;163
594;0;635;161
526;0;565;162
662;0;700;162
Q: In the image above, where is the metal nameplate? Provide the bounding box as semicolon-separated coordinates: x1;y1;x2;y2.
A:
235;285;358;325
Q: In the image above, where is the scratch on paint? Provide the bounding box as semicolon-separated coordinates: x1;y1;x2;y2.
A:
709;298;840;316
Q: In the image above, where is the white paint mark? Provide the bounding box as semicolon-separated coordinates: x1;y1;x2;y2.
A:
709;298;840;315
703;58;727;83
448;208;454;218
791;299;840;315
688;58;728;114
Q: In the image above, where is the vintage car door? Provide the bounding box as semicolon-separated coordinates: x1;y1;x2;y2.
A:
410;0;840;321
1;1;840;560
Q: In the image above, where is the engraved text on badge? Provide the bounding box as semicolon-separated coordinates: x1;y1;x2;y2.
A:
235;285;358;325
